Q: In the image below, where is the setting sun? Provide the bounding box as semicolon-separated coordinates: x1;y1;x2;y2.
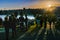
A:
48;4;51;8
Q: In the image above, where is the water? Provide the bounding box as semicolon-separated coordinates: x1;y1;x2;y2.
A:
0;15;35;32
0;15;6;21
0;15;35;21
17;15;35;19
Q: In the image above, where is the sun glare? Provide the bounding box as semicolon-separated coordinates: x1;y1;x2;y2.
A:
48;4;51;8
45;4;55;11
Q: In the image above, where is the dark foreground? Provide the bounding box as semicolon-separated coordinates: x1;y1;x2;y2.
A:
0;22;60;40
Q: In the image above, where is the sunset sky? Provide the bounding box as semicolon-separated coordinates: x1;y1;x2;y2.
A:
0;0;60;10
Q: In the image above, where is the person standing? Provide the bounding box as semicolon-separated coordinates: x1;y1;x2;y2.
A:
11;14;17;38
9;14;17;38
36;14;40;27
48;18;52;30
40;15;43;27
0;18;2;26
3;16;9;40
25;14;28;31
19;14;24;31
44;15;47;28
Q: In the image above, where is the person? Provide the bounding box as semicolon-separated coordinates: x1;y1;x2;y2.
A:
9;14;17;38
52;17;57;26
44;15;47;28
40;15;43;27
0;18;2;26
9;15;12;28
3;16;9;40
36;14;40;27
19;14;24;31
48;18;52;30
25;14;28;31
12;14;17;38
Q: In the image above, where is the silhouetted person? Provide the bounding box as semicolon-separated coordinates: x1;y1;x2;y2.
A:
52;17;57;27
14;12;18;26
36;14;40;27
44;16;47;28
40;16;43;27
25;14;28;31
49;19;52;30
9;16;12;28
19;14;24;31
0;18;2;25
14;12;18;18
9;14;17;38
3;16;9;40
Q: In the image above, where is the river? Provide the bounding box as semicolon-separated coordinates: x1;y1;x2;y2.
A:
0;15;35;21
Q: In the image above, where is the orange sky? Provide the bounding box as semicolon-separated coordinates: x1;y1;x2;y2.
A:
0;0;60;10
27;1;60;9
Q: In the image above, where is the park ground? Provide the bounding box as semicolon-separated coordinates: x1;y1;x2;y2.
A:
0;21;60;40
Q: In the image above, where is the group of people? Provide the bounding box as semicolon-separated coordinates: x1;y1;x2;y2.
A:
0;13;56;40
0;13;28;40
35;14;56;29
